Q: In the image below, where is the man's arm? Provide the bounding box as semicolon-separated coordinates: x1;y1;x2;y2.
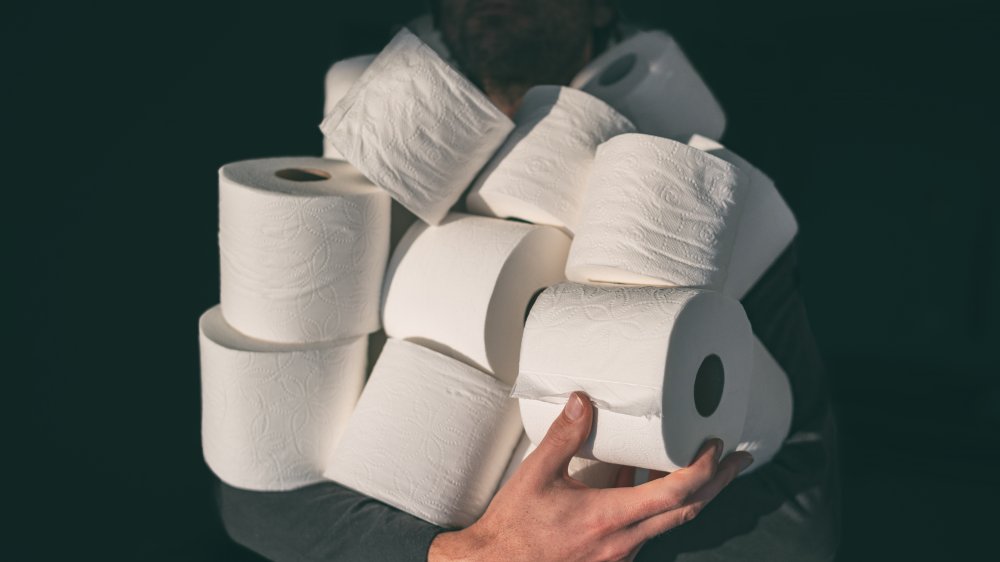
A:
216;479;442;562
215;242;838;562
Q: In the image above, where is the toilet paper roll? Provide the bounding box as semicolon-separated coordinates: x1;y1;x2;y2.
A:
512;282;753;472
736;338;793;471
570;30;726;141
382;213;571;385
322;54;376;160
325;338;523;528
219;157;390;343
321;28;514;225
199;305;367;491
499;434;620;489
566;133;748;289
466;86;635;234
687;134;799;298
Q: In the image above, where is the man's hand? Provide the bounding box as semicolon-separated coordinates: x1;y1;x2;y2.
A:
428;391;753;562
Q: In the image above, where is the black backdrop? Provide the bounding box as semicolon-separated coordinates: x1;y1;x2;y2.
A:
10;1;998;560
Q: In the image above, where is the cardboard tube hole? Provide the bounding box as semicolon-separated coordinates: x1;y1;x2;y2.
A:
274;168;331;182
694;354;725;417
599;53;637;86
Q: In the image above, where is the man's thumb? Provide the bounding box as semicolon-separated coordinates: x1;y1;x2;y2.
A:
531;392;594;478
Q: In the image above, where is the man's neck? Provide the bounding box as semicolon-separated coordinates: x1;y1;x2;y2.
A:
481;80;532;118
478;37;594;119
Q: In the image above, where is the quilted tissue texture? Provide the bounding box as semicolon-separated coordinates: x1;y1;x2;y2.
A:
324;339;523;528
199;306;368;491
321;28;514;225
513;282;753;472
687;134;799;299
466;85;635;234
218;157;390;343
566;133;748;289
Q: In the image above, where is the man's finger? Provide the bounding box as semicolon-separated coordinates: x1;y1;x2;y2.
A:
631;451;753;540
603;438;723;523
525;392;594;481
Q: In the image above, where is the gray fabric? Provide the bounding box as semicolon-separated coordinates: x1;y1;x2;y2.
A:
216;242;840;561
217;481;442;562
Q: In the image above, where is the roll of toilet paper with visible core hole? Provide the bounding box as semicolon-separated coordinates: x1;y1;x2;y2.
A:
566;133;748;289
512;282;753;472
199;305;367;491
323;54;376;160
687;134;799;298
499;433;620;489
570;30;726;141
324;338;523;528
381;213;571;385
736;338;793;471
466;86;635;234
321;28;514;225
219;157;390;343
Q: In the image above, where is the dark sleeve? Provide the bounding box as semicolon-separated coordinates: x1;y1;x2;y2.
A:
216;479;443;562
637;241;842;562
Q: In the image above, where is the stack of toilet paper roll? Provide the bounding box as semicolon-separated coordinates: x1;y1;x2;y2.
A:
512;133;798;473
198;157;391;491
227;21;796;528
319;28;580;528
324;214;571;527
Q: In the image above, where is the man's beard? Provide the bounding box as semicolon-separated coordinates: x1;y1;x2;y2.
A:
447;4;592;89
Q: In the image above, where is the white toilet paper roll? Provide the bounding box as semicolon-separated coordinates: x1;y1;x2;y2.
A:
736;338;793;471
199;305;367;491
382;213;571;385
321;28;514;225
499;434;620;489
512;282;753;472
466;86;635;234
566;133;748;289
322;54;376;160
570;30;726;141
325;338;523;528
687;134;799;298
219;157;390;343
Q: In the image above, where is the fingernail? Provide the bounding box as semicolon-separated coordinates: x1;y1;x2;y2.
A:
738;454;754;472
565;394;586;421
713;439;725;461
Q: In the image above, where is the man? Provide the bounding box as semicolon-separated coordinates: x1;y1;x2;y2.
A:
217;2;841;560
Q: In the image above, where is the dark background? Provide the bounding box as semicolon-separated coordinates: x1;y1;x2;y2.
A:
10;0;998;559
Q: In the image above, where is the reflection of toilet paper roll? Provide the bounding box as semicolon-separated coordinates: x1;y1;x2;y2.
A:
570;31;726;141
325;339;523;528
382;213;570;385
736;338;793;471
512;283;753;472
199;306;367;491
219;157;390;343
499;433;620;489
466;86;635;234
321;29;514;225
566;133;748;289
687;134;799;298
322;54;375;160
